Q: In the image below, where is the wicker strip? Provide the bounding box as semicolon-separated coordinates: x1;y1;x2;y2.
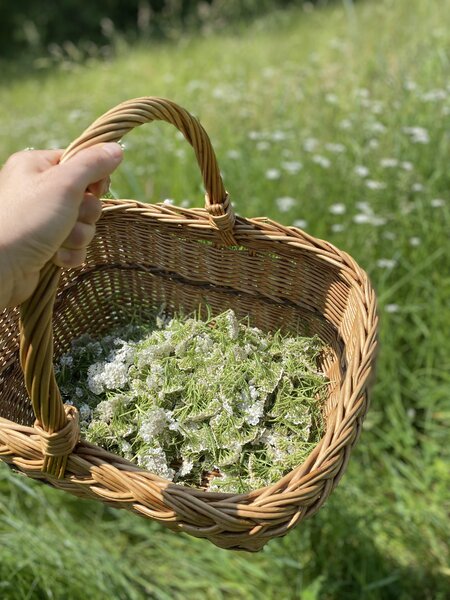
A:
0;97;378;551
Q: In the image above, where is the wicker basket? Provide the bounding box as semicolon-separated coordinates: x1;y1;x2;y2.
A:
0;97;378;551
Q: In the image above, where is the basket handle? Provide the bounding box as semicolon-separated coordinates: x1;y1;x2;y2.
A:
63;97;235;241
19;97;235;479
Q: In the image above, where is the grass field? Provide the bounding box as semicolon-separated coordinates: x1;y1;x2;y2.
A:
0;0;449;598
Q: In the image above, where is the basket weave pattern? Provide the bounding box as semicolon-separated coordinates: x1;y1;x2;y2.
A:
0;98;378;551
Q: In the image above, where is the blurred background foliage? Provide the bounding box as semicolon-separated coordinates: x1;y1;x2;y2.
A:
0;0;323;59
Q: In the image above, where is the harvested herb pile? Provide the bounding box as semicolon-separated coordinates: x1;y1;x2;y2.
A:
57;309;328;494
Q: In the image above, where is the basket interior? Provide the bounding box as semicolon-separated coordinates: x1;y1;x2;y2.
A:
0;207;362;430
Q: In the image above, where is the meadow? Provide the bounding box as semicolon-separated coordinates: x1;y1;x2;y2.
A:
0;0;449;598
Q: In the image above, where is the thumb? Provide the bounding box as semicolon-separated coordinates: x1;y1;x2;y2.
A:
57;143;123;191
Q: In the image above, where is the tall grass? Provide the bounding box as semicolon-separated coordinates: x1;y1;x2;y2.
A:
0;0;449;598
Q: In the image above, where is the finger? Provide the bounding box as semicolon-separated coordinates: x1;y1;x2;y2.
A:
88;176;111;198
53;247;87;269
4;149;63;172
78;193;102;224
57;143;123;191
60;221;96;250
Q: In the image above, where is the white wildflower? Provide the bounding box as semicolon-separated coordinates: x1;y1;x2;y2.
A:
325;142;345;154
356;201;373;214
385;304;400;313
271;130;288;141
249;384;259;401
75;387;84;398
178;459;194;477
138;446;174;480
369;216;387;226
404;80;417;91
353;213;373;224
325;93;338;104
409;237;421;247
196;333;214;352
331;223;346;233
421;89;447;102
403;126;430;144
339;119;352;130
243;400;265;426
281;160;303;174
60;354;73;367
256;141;270;151
276;196;297;212
329;203;346;215
248;130;262;140
401;161;414;171
354;165;369;177
371;101;384;114
265;168;281;180
377;258;397;269
87;363;106;394
303;137;318;152
227;149;241;160
412;183;424;192
119;440;133;457
312;155;331;168
101;361;129;390
380;158;399;168
139;408;169;442
368;121;386;134
356;88;370;99
431;198;445;207
293;219;308;229
365;180;386;190
79;403;92;422
222;397;234;415
95;398;119;422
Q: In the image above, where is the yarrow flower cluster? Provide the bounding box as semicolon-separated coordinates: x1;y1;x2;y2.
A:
57;309;328;494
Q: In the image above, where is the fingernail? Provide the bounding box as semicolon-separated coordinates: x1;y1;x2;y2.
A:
102;142;123;160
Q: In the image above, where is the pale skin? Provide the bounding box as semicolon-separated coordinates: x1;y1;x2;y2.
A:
0;142;123;310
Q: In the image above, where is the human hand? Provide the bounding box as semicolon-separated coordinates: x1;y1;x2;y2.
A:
0;143;123;309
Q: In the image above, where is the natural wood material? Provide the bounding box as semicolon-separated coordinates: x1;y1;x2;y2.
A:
0;97;378;551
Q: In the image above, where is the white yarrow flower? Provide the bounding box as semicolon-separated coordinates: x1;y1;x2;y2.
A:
365;180;386;190
276;196;297;212
377;258;397;269
293;219;308;229
403;126;430;144
281;160;303;174
139;409;169;442
329;203;346;215
303;137;318;152
312;155;331;168
380;158;399;168
385;304;400;313
325;142;345;154
265;168;281;180
354;165;369;177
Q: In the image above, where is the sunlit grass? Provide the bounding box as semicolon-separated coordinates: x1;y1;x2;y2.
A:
0;0;449;597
